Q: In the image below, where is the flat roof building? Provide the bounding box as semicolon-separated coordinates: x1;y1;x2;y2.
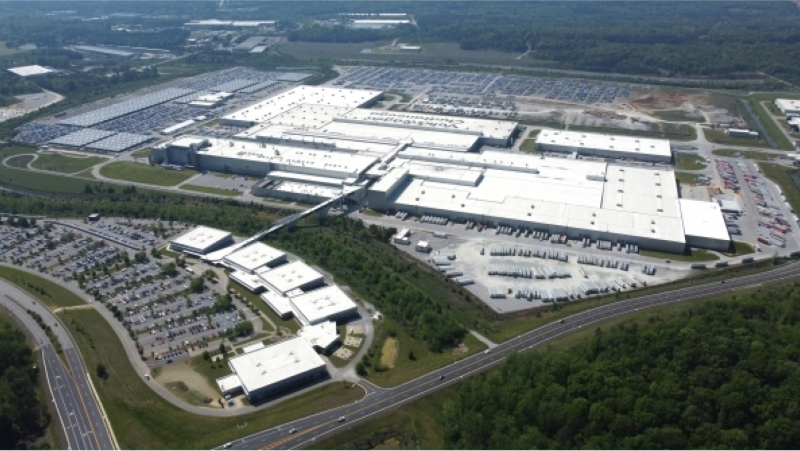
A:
73;45;139;58
258;261;324;295
170;226;233;255
679;199;731;251
226;337;327;401
535;130;672;163
776;99;800;116
298;321;340;353
7;65;54;77
288;286;358;326
222;242;286;274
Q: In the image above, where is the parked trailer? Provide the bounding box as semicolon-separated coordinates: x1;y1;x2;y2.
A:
690;263;706;269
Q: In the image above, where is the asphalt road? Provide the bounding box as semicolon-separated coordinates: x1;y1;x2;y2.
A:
220;259;800;450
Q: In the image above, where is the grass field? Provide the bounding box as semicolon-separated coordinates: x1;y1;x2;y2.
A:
651;110;703;122
0;266;85;309
674;153;707;170
130;148;152;158
675;171;700;184
519;139;537;152
702;127;772;149
0;41;19;56
57;308;364;449
750;100;794;151
180;184;241;197
364;317;486;388
5;154;34;168
380;337;398;368
75;169;96;179
640;248;720;262
100;162;197;187
711;148;775;161
527;128;541;138
759;162;800;216
30;153;105;174
725;241;755;256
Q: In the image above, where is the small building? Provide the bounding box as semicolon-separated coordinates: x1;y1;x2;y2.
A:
88;213;101;222
7;65;54;77
726;128;759;139
416;240;431;252
775;98;800;116
162;119;196;135
289;286;359;326
169;226;233;256
257;261;324;296
222;242;286;274
226;337;327;401
189;92;233;109
216;374;243;397
399;45;421;53
718;198;743;214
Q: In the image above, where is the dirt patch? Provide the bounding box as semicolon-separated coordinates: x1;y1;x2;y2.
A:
154;361;220;401
585;110;627;120
373;437;403;450
452;342;469;355
632;92;706;110
380;337;398;368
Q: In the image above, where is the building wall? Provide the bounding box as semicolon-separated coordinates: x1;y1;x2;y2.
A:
685;234;730;252
251;183;334;204
242;366;327;400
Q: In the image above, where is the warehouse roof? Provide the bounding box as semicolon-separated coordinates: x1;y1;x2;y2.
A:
536;130;672;159
227;337;326;396
679;199;730;243
258;261;323;295
320;121;480;151
776;98;800;113
7;65;54;77
289;286;358;326
223;242;285;273
338;109;517;141
298;321;339;350
170;226;232;254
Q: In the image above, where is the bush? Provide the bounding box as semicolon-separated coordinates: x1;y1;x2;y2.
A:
202;350;210;361
96;363;108;380
355;362;367;376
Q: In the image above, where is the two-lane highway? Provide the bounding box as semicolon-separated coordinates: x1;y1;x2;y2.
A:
221;260;800;450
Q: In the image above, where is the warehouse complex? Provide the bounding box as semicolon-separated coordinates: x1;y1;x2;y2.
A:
153;85;729;253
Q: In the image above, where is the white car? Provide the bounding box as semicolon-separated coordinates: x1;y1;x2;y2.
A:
338;416;346;422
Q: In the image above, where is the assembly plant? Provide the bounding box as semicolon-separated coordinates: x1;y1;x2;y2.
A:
153;85;729;253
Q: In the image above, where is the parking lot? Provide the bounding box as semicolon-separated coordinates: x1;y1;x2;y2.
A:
334;66;635;103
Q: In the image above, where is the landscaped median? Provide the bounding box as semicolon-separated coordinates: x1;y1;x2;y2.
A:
99;162;197;187
0;267;364;449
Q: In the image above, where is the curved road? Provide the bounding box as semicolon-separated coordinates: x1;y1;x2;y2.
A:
220;259;800;450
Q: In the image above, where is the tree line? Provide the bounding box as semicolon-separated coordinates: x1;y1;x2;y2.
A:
442;285;800;449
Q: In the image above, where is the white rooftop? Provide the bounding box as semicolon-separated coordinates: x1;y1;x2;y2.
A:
776;98;800;113
170;226;232;253
320;121;480;151
216;374;242;394
536;130;672;159
229;271;265;293
227;337;326;396
7;65;54;77
338;109;517;141
242;341;266;354
298;321;339;350
289;285;358;326
258;261;323;295
223;242;285;272
679;199;730;243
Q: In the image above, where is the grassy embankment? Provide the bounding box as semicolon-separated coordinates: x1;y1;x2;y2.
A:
674;153;707;170
712;148;775;161
99;162;198;187
179;184;242;197
651;110;703;122
30;153;106;174
702;127;773;148
640;248;720;262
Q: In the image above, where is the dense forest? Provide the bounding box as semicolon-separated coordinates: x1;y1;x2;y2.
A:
0;314;50;449
269;216;483;351
442;287;800;449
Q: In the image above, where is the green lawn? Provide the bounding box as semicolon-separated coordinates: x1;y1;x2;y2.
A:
30;153;105;174
75;169;96;179
226;280;300;334
651;110;703;122
0;41;19;56
751;100;794;151
100;162;197;187
759;163;800;215
130;148;152;159
364;317;487;388
675;171;700;184
5;154;34;168
711;148;775;161
674;153;707;170
0;266;85;309
723;241;755;257
520;139;537;152
640;248;720;262
56;306;365;450
180;184;241;197
702;127;773;148
526;128;541;139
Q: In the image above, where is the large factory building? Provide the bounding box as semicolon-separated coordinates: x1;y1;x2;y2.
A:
535;130;672;163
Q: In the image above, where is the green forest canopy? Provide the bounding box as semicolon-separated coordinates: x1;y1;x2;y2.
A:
442;286;800;449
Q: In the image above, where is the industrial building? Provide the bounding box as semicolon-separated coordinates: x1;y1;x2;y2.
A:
222;242;286;274
258;261;324;296
535;130;672;163
288;286;359;326
225;337;327;401
7;65;54;77
726;128;759;139
73;45;140;58
189;92;233;109
776;99;800;117
169;226;234;255
298;321;340;353
350;19;410;28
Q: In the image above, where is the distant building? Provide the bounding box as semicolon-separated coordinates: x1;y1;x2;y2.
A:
169;226;233;256
775;98;800;116
726;128;759;139
88;213;101;222
7;65;54;77
73;45;140;59
399;45;421;53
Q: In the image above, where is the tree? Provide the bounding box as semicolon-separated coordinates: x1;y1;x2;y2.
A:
188;277;204;294
234;320;253;336
408;350;416;361
356;362;367;376
96;363;108;380
202;350;210;361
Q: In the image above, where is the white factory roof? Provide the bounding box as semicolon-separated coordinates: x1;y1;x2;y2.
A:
227;337;326;396
679;199;730;243
216;374;242;394
197;92;233;102
159;136;206;149
170;226;232;254
258;261;323;295
289;286;358;326
261;289;294;318
242;341;266;354
536;130;672;159
223;242;285;273
269;181;343;199
718;198;743;214
320;121;480;151
229;271;265;292
338;109;517;141
7;65;54;76
352;19;410;24
222;86;382;125
776;98;800;113
298;321;339;350
196;138;378;177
